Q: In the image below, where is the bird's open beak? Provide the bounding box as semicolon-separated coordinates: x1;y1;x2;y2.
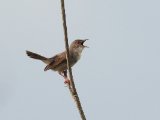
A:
82;39;89;48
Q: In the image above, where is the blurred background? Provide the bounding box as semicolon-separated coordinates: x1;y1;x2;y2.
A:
0;0;160;120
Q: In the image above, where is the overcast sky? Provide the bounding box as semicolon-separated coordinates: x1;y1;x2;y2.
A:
0;0;160;120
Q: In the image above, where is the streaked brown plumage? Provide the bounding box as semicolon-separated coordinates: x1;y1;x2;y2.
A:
26;39;88;80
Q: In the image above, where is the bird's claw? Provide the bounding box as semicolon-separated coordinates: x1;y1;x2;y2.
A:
64;79;70;85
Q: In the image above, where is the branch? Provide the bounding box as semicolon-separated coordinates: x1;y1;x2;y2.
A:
60;0;87;120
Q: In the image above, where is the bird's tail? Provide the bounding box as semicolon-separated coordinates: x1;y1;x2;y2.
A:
26;51;47;60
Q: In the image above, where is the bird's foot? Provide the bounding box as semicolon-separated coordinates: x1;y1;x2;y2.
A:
64;78;70;85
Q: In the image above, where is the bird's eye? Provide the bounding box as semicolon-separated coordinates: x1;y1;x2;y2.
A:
77;41;81;44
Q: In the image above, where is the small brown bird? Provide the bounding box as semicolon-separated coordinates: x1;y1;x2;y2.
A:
26;39;88;83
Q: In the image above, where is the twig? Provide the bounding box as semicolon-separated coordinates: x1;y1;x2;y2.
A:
60;0;87;120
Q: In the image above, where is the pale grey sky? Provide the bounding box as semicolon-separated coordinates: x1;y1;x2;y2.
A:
0;0;160;120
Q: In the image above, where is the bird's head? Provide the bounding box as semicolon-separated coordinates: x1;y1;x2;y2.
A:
70;39;88;51
69;39;88;61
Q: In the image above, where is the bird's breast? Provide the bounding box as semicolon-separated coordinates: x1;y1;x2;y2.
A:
70;52;81;66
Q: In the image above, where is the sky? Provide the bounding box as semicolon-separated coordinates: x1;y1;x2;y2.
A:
0;0;160;120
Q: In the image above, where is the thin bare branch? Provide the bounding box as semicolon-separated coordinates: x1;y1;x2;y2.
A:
60;0;87;120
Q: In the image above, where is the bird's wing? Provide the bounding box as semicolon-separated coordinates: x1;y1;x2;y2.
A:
44;52;66;71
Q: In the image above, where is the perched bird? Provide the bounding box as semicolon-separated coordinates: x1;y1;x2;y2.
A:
26;39;88;83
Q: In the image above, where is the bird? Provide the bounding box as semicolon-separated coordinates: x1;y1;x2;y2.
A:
26;39;88;84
